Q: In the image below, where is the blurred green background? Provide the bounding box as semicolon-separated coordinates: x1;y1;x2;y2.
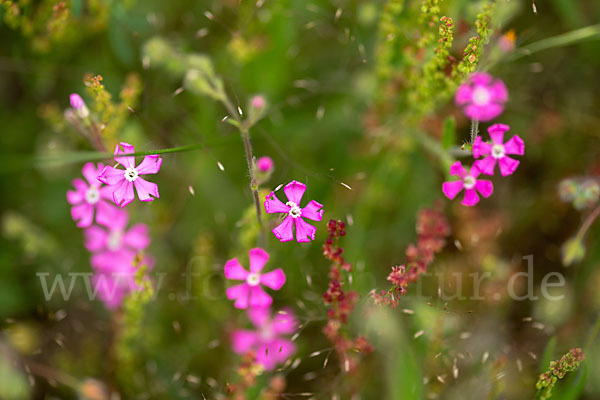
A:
1;0;600;398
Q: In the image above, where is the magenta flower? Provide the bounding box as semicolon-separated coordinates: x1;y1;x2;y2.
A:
455;72;508;121
224;248;286;309
442;161;494;206
264;180;324;243
231;307;297;370
97;142;162;207
256;156;274;173
473;123;525;176
67;162;118;228
84;208;150;254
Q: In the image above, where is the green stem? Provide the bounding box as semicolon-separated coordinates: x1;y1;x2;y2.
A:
575;204;600;241
470;119;479;144
584;313;600;354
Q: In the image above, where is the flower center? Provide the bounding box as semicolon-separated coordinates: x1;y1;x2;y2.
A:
491;143;506;159
463;175;476;190
286;201;302;218
85;186;100;204
124;167;139;182
107;230;122;251
258;324;275;341
246;272;261;287
472;86;491;106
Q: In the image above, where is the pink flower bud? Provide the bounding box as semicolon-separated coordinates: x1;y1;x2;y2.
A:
256;156;274;173
70;93;89;118
251;95;265;109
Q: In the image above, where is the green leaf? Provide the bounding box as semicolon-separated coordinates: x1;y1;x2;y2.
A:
552;363;588;400
71;0;82;18
442;116;456;150
540;336;556;373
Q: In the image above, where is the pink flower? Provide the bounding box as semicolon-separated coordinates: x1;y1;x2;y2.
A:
442;161;494;206
256;156;274;173
264;180;324;243
97;142;162;207
455;72;508;121
70;93;89;118
67;162;118;228
84;208;150;254
224;248;286;309
473;123;525;176
231;307;297;370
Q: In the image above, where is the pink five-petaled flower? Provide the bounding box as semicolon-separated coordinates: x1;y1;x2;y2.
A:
264;180;324;243
84;208;150;255
455;72;508;121
67;162;118;228
473;123;525;176
442;161;494;207
231;307;297;370
97;142;162;207
224;248;286;309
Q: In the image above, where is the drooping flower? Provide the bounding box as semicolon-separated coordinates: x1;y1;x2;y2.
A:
256;156;274;173
97;142;162;207
67;162;117;228
455;72;508;121
84;208;150;254
442;161;493;206
264;180;324;243
473;123;525;176
231;307;297;370
224;248;286;309
70;93;89;118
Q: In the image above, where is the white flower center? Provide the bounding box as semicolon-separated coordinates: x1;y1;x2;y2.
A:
286;201;302;218
124;167;139;182
107;230;122;251
472;86;491;106
259;324;275;341
491;143;505;159
85;186;100;204
246;272;261;287
463;175;476;190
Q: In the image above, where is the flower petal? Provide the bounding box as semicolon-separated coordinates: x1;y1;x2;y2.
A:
301;200;324;221
283;180;306;204
226;283;250;309
82;162;103;185
260;268;286;290
224;259;249;281
442;181;464;200
474;156;496;175
84;225;108;252
272;309;297;335
264;192;290;214
123;224;151;251
133;177;159;202
498;156;520;176
272;215;295;242
461;189;480;206
231;330;258;354
247;307;270;328
488;123;510;144
472;136;491;159
490;80;508;102
449;161;467;179
136;154;163;175
113;180;135;207
71;203;94;228
465;103;503;122
97;166;125;186
95;200;117;227
256;339;296;370
470;72;492;86
475;179;494;198
504;135;525;155
249;285;272;308
249;248;269;273
114;142;136;168
295;218;317;243
454;84;473;105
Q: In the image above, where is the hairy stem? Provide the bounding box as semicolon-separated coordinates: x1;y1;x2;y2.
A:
470;118;479;144
576;204;600;240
